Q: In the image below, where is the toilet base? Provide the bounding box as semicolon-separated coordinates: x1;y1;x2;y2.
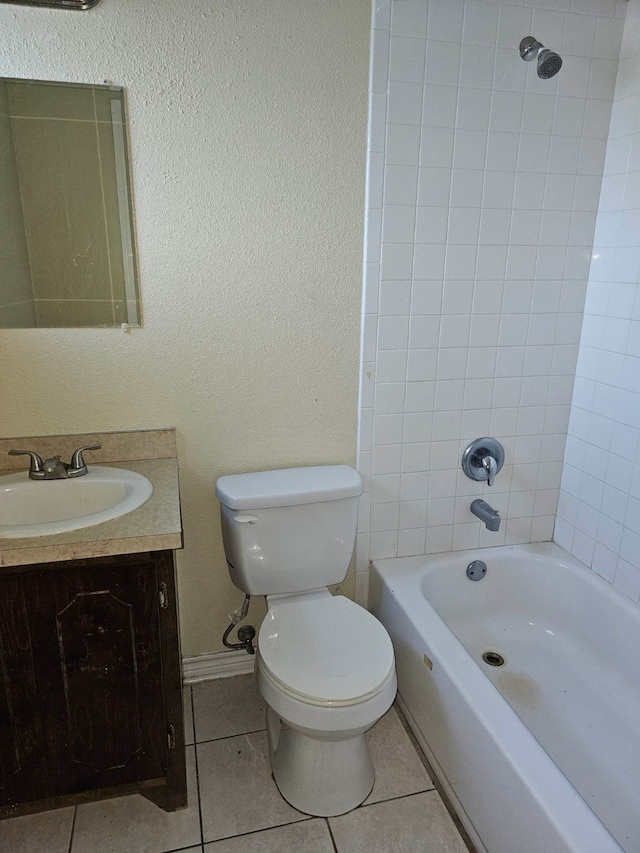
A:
266;706;375;817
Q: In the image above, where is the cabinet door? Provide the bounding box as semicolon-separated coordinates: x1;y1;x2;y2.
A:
24;558;168;797
0;575;50;808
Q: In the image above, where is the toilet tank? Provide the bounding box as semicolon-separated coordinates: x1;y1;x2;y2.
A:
215;465;363;596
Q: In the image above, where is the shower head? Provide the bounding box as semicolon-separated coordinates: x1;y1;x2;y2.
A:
519;36;563;79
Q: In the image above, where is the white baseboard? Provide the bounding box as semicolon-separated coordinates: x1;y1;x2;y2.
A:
182;649;255;684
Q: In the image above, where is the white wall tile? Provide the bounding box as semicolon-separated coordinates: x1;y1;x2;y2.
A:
425;40;462;86
428;0;464;42
391;0;427;38
423;84;458;127
413;244;446;279
384;165;419;205
415;206;448;244
389;36;426;84
420;126;455;168
563;13;597;57
460;44;496;91
486;131;520;171
386;124;421;166
614;557;640;600
381;243;414;279
417;167;452;206
463;1;499;47
490;90;525;132
388;82;424;129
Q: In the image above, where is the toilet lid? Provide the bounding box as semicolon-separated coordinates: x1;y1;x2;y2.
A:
258;595;395;704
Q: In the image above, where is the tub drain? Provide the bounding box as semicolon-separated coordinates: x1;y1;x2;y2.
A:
482;651;505;667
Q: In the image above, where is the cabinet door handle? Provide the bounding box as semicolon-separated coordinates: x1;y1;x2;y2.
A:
167;724;176;750
158;582;169;609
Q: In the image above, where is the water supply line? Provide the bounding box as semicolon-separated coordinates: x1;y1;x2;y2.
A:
222;594;256;655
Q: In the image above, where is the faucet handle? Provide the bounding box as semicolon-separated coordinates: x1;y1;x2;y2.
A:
9;449;44;475
482;455;498;487
461;437;505;488
70;443;102;471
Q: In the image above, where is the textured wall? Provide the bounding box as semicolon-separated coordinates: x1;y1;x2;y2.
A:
556;0;640;605
0;0;370;655
357;0;625;574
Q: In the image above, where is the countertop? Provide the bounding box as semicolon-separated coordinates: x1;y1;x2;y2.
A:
0;429;183;568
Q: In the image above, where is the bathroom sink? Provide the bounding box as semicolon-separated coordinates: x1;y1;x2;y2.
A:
0;466;153;538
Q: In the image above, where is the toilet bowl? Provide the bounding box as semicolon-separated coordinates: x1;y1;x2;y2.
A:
256;591;397;816
215;465;397;816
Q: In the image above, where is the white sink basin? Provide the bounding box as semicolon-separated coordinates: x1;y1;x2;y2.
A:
0;466;153;538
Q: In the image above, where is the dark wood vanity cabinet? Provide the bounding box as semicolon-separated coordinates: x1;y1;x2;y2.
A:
0;550;186;819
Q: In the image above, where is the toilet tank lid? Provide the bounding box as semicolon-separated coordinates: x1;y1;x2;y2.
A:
215;465;363;509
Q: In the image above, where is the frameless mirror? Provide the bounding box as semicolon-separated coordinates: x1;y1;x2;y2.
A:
1;78;140;328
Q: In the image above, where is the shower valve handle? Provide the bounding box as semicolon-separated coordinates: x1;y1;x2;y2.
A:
462;438;505;487
482;455;498;487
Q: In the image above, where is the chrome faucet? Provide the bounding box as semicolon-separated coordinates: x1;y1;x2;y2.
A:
9;444;102;480
470;498;501;532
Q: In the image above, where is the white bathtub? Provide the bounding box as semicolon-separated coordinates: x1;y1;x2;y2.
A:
370;542;639;853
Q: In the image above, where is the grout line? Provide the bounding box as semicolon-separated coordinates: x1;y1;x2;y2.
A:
189;688;206;851
188;683;197;745
203;816;315;846
194;726;267;746
67;805;77;853
393;702;478;853
326;816;340;853
359;789;434;811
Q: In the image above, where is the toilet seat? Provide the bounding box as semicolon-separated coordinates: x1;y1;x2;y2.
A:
258;595;395;706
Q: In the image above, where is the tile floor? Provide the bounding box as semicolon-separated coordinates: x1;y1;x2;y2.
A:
0;675;472;853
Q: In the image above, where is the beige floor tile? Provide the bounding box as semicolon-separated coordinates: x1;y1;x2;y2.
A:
364;706;433;805
198;730;306;842
330;791;468;853
71;747;201;853
0;805;74;853
203;818;334;852
192;675;266;742
184;686;195;746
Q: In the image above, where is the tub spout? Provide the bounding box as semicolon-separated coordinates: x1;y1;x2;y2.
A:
471;499;501;531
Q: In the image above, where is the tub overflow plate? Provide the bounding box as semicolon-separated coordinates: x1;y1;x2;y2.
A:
466;560;487;581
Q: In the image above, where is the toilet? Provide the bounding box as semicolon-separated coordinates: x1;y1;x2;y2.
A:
215;464;397;817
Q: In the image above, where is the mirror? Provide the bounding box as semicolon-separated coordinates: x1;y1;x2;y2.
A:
0;78;140;328
0;1;101;8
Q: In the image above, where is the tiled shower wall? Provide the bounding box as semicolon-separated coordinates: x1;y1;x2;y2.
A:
556;0;640;604
356;0;626;572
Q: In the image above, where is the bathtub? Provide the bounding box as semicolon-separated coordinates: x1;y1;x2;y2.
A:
369;542;639;853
